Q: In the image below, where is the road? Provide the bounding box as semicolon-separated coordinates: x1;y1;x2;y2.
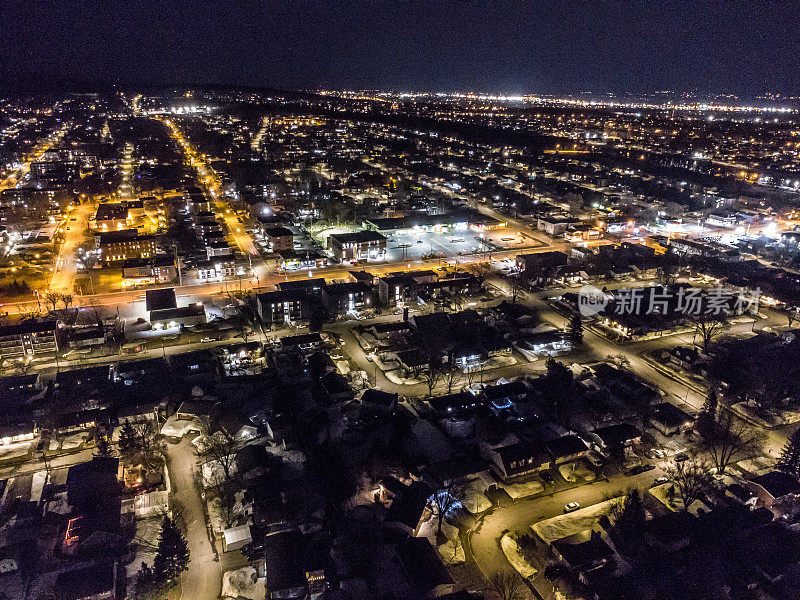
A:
164;437;221;600
469;467;667;597
118;143;135;200
0;446;95;480
49;199;97;293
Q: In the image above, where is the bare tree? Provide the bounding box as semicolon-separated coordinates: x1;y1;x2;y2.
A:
205;473;240;529
44;291;62;313
696;410;764;476
658;246;685;286
442;364;463;394
692;315;726;352
227;292;252;342
486;571;526;600
508;276;524;304
473;261;492;285
418;364;444;398
87;302;106;325
197;418;238;482
663;458;715;510
15;303;41;320
60;294;74;312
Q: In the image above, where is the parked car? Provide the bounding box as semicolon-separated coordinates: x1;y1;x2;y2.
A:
653;476;669;485
629;464;655;475
586;452;604;468
200;337;216;343
563;502;581;513
675;453;690;462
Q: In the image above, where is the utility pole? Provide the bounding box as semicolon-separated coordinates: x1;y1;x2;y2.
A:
174;243;182;285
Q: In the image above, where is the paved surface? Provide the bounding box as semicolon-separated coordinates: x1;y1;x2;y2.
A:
164;437;221;600
469;467;667;598
50;199;96;293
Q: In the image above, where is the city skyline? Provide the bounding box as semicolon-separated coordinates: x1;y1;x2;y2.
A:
4;6;800;600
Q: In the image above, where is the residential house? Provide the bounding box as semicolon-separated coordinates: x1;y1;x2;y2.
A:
746;470;800;515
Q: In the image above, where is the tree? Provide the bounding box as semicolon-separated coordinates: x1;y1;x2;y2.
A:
117;420;164;468
508;276;524;304
663;459;715;510
486;571;526;600
695;389;720;439
60;294;74;312
206;474;241;529
696;410;763;476
419;364;444;398
95;433;113;457
44;291;61;313
608;488;648;559
152;516;190;583
777;428;800;480
307;294;330;332
15;302;40;320
429;480;466;545
227;293;253;343
473;261;492;285
545;358;573;423
118;420;140;461
658;246;684;286
442;364;463;394
567;314;583;350
197;418;238;482
692;315;726;352
87;302;106;324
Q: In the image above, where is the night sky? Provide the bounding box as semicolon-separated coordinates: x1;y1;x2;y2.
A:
2;0;799;97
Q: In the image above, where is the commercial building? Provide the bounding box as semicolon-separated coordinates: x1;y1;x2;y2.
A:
121;256;176;285
263;226;294;252
149;304;207;330
327;230;386;261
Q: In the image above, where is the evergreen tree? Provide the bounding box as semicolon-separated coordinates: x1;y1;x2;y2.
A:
610;488;648;559
568;315;583;350
95;434;112;457
118;420;140;460
153;516;190;582
696;389;719;438
702;389;719;417
778;429;800;479
545;358;574;423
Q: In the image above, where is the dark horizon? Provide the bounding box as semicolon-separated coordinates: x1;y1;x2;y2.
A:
2;0;800;99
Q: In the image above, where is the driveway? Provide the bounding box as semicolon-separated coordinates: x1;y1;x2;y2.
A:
164;436;221;600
